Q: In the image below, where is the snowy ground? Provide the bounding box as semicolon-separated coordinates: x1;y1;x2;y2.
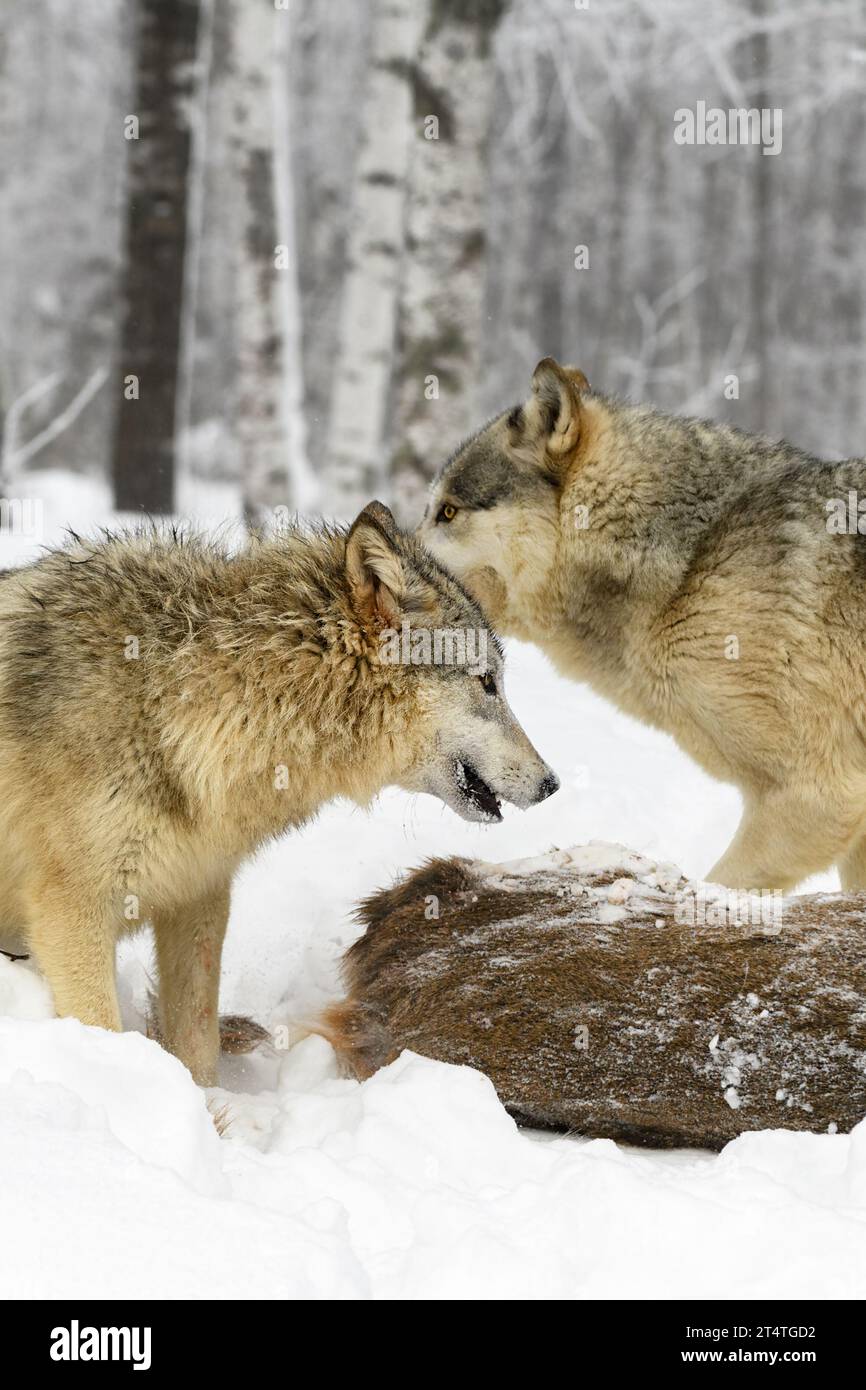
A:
1;472;863;1300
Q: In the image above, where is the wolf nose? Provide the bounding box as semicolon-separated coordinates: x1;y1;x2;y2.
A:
536;771;560;803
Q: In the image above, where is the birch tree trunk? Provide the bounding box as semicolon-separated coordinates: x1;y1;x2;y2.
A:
389;0;508;523
748;0;772;433
230;0;314;531
111;0;200;514
322;846;866;1151
323;0;427;520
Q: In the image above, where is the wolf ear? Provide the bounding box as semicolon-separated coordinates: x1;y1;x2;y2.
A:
523;357;589;468
345;502;405;627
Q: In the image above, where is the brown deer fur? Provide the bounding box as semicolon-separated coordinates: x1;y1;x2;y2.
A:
321;846;866;1150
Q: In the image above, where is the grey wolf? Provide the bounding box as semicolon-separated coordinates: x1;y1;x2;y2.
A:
0;502;556;1083
419;356;866;892
320;849;866;1148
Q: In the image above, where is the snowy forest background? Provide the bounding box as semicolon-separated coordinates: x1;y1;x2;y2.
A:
2;0;866;532
4;1;866;1302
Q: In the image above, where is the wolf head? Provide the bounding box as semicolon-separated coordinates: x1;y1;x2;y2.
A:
345;501;558;823
417;358;590;631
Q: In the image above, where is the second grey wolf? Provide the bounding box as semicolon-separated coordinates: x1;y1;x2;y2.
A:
0;502;557;1084
419;357;866;892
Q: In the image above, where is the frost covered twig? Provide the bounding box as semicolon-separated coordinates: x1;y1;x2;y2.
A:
2;366;108;477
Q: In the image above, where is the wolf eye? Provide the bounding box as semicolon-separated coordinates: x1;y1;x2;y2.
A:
438;503;458;523
479;672;497;696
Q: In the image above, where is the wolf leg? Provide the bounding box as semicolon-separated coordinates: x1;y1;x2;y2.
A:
707;793;852;892
25;885;122;1032
153;884;231;1087
838;833;866;891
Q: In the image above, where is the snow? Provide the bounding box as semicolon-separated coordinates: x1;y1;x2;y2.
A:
1;473;863;1300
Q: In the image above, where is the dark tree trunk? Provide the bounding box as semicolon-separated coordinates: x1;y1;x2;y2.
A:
111;0;200;514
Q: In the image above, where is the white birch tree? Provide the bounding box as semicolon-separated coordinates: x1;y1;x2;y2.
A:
323;0;427;519
230;0;315;530
389;0;508;523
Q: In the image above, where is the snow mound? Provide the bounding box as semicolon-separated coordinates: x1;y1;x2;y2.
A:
480;839;685;887
1;970;866;1296
0;1016;224;1196
0;953;53;1021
